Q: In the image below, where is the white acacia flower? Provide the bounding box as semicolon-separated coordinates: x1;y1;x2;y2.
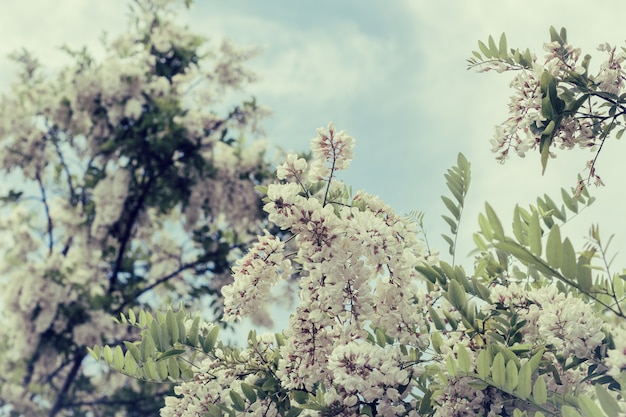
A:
222;231;291;322
91;169;131;240
310;122;355;172
276;154;307;181
606;327;626;378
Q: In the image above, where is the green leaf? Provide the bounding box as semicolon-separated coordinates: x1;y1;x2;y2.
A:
498;33;508;59
375;327;387;347
562;405;582;417
540;132;553;174
578;395;605;417
442;309;458;331
143;359;158;381
466;379;489;390
431;331;444;354
124;350;138;376
128;308;136;325
442;235;455;255
206;404;224;417
156;359;168;381
292;390;309;405
150;319;165;351
528;210;542;256
230;390;246;412
103;345;113;364
187;316;200;346
446;354;457;377
543;194;565;221
527;349;544;373
505;360;519;392
472;276;491;300
261;376;279;392
442;215;458;233
167;357;180;380
473;232;488;252
445;172;464;202
157;348;185;362
140;332;156;361
478;213;494;241
166;310;179;345
546;226;562;269
416;265;439;285
139;309;149;328
457;345;471;373
614;274;625;299
485;202;504;240
361;404;373;417
202;325;220;353
87;345;101;361
477;349;491;379
492;353;506;388
175;310;187;344
561;188;578;214
241;383;257;403
595;384;620;417
488;35;499;57
577;253;593;291
560;238;577;279
549;26;563;44
512;206;527;245
181;364;194;380
285;408;303;417
533;375;547;404
517;362;532;399
442;196;460;219
123;341;141;363
478;40;491;58
113;346;125;371
447;280;468;315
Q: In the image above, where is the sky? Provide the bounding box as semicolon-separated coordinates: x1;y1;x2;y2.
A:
2;1;626;274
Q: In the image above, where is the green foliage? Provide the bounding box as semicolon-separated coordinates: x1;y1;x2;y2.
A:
440;153;471;262
90;307;203;382
419;155;626;417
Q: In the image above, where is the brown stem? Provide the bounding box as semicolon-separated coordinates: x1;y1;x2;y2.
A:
47;352;84;417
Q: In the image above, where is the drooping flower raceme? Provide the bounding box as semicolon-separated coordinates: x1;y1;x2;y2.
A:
164;124;430;416
489;283;605;360
490;66;546;162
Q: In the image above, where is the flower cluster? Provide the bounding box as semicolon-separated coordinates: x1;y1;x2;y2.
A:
434;376;506;417
606;327;626;378
473;29;626;189
489;283;605;360
164;124;430;416
490;67;545;162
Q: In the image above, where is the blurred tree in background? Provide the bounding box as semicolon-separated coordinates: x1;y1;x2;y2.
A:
0;0;274;415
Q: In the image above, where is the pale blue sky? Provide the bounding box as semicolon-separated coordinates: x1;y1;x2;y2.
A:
2;0;626;264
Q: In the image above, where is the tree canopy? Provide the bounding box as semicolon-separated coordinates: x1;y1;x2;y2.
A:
0;0;273;415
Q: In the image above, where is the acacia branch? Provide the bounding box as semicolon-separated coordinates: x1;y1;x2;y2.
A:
114;258;207;314
63;387;171;409
108;171;155;295
48;352;85;417
35;170;54;255
51;136;78;205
